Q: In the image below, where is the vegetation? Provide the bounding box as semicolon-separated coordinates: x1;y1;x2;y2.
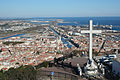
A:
0;61;52;80
35;61;50;69
0;65;37;80
56;51;64;54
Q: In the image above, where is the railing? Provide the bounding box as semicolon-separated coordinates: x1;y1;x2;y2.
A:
36;70;78;80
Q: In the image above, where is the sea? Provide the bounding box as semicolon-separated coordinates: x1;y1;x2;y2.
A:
0;17;120;30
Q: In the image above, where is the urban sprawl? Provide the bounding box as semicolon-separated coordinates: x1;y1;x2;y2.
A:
0;19;120;80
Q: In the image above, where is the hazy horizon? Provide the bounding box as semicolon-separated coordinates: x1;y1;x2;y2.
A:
1;15;120;18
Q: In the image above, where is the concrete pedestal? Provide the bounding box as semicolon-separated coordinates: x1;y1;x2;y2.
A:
84;59;98;75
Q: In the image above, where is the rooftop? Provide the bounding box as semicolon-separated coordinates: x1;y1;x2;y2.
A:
64;57;88;67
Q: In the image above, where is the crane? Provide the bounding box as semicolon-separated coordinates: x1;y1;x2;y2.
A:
98;38;106;53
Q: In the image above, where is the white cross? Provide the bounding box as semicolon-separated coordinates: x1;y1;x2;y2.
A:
81;20;102;61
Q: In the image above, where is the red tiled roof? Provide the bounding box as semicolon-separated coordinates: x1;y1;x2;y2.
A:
10;60;16;62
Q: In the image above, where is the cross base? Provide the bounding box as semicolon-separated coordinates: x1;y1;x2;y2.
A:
84;59;98;75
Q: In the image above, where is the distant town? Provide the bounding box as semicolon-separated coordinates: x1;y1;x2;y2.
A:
0;19;120;80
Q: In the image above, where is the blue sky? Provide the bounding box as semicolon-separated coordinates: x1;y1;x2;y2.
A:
0;0;120;17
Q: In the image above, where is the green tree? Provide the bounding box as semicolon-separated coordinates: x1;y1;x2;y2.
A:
1;65;37;80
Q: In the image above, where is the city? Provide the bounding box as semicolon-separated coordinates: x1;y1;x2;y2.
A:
0;18;119;80
0;0;120;80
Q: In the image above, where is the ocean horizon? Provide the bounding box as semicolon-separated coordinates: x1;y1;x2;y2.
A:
0;17;120;30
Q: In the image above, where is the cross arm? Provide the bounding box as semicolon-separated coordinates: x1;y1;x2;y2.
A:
92;30;102;33
81;30;90;33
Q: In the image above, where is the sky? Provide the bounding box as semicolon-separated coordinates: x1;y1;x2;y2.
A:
0;0;120;17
